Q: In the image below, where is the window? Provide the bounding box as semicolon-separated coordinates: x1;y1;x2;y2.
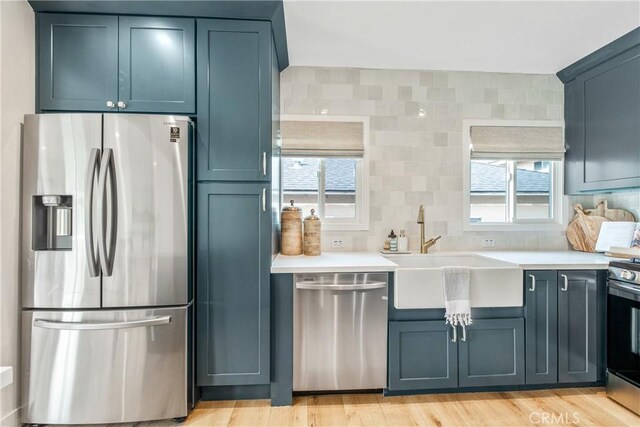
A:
281;116;369;230
282;157;366;228
463;120;565;231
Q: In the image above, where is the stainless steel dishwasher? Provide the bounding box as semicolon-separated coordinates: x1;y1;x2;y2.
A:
293;272;388;391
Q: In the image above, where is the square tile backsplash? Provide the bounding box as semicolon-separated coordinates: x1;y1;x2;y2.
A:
281;66;592;252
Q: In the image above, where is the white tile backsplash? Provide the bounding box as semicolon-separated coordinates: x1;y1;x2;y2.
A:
281;66;569;252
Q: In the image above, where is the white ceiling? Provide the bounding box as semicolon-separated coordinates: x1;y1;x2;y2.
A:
283;0;640;74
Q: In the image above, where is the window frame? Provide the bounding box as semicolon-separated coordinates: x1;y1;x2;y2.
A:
462;119;567;232
281;115;370;231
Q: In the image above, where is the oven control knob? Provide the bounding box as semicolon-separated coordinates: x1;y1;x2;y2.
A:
620;270;636;281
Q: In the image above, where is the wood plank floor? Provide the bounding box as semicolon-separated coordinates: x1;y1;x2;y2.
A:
179;387;640;427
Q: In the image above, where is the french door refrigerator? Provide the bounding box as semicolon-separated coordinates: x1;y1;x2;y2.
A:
21;114;193;425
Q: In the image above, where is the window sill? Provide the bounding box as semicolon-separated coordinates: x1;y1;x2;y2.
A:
463;222;566;232
323;222;369;231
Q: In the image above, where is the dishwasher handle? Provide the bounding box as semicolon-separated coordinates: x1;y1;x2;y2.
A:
296;281;386;291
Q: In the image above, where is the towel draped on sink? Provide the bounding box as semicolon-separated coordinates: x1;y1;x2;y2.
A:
442;266;472;327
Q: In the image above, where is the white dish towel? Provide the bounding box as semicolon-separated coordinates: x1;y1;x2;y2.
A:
442;266;472;328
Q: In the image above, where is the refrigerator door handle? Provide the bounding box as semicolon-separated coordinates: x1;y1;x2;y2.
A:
97;148;118;277
33;316;172;330
85;148;101;277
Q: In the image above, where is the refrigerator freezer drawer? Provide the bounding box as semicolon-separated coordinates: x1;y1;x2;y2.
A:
22;306;188;425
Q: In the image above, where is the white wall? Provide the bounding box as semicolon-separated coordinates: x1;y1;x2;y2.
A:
281;66;568;252
0;0;35;425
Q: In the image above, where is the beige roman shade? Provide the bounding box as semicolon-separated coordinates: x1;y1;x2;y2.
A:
470;126;565;159
281;120;365;157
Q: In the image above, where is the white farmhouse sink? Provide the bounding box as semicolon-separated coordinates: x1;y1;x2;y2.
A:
388;254;523;309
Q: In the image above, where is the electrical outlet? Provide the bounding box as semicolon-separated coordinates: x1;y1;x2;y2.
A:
331;239;345;249
481;239;496;248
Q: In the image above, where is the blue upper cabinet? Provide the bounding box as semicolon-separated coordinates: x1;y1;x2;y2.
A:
197;19;272;182
38;14;119;112
559;28;640;194
37;13;195;114
118;17;195;113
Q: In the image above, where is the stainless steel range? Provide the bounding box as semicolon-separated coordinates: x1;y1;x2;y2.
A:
21;114;193;425
607;259;640;415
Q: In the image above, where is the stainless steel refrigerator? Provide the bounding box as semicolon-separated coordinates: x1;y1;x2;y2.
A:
21;114;193;425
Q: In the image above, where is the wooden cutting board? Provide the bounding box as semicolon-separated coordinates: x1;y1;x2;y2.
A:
582;200;636;222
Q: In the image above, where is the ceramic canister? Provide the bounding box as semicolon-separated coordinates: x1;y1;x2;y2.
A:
303;209;321;256
281;200;303;255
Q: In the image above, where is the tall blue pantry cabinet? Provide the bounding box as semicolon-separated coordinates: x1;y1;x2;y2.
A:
195;19;281;398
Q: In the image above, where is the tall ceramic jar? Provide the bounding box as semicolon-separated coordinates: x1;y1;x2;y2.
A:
281;200;303;255
304;209;321;256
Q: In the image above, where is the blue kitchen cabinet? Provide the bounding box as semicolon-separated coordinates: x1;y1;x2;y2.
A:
196;182;271;386
118;16;195;113
196;19;272;182
38;13;119;111
559;28;640;194
557;270;599;383
525;271;558;384
388;321;458;391
525;270;604;385
38;13;195;113
458;318;525;387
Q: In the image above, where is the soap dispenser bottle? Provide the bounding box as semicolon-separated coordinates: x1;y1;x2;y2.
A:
398;229;409;252
389;230;398;252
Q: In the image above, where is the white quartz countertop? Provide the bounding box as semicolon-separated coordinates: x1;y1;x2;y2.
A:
272;250;623;273
271;252;397;274
473;251;621;270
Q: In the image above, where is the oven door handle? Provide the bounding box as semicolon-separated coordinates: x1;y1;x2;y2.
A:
608;280;640;302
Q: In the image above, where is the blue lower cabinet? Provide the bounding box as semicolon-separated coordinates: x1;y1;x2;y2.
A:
388;321;458;391
525;271;559;385
458;318;525;388
196;182;271;386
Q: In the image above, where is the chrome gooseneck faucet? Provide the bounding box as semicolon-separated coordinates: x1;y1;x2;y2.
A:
417;204;441;253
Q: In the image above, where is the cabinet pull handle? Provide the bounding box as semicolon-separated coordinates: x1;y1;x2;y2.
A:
262;188;267;212
528;274;536;292
117;101;126;109
262;152;267;175
451;324;457;343
106;101;115;109
561;274;568;291
461;325;466;342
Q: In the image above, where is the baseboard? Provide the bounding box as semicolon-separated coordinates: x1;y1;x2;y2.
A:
200;385;271;401
383;381;606;397
0;407;20;427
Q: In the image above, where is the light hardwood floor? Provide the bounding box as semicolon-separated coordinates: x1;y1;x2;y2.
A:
181;387;640;427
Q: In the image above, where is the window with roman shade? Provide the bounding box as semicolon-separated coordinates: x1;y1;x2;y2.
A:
463;120;565;230
280;116;369;231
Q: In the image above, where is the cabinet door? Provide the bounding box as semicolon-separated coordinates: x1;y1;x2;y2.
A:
196;183;271;386
563;80;583;195
458;318;525;387
38;13;118;111
118;17;195;113
525;271;558;384
388;321;458;390
557;270;598;383
196;19;272;181
568;46;640;193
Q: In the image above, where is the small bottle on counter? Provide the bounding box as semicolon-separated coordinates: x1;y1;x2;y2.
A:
398;229;409;252
389;230;398;252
